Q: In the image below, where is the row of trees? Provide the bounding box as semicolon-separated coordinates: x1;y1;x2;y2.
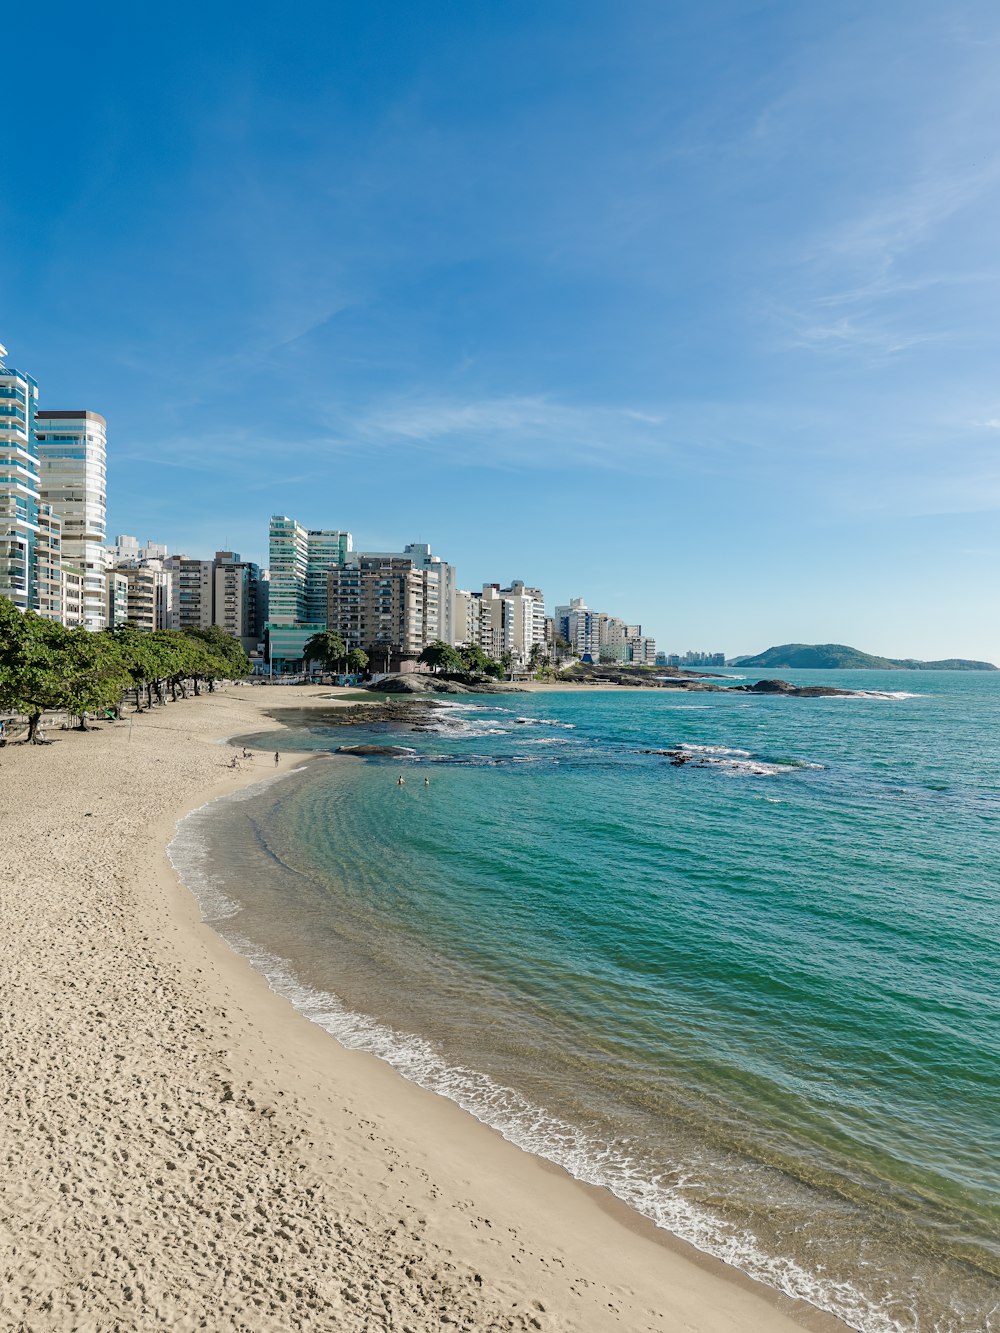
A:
304;632;568;682
418;640;510;678
0;597;251;742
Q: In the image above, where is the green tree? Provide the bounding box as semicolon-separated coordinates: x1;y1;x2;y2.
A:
103;623;154;709
458;643;491;676
0;600;70;741
184;625;252;681
419;640;463;674
303;630;347;676
61;629;131;728
345;647;369;675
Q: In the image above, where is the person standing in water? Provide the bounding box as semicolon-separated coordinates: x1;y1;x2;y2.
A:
424;776;430;786
397;774;405;786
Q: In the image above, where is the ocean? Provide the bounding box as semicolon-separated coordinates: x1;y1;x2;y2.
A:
169;671;1000;1332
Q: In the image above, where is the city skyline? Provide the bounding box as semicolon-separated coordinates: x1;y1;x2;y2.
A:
4;4;1000;659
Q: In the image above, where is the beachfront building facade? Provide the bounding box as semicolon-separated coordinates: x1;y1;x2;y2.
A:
556;597;655;665
214;550;265;652
265;515;353;671
164;555;215;630
325;543;455;667
61;565;84;628
107;570;129;627
113;563;172;632
34;503;64;621
554;598;603;660
105;535;175;631
35;410;108;630
454;580;546;665
327;554;434;664
0;346;41;613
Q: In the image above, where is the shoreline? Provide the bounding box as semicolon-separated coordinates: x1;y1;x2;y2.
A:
1;686;847;1331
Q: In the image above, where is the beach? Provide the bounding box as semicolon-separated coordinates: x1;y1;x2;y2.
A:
0;684;839;1333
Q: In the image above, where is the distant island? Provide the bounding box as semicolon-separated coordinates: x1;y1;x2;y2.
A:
729;643;998;671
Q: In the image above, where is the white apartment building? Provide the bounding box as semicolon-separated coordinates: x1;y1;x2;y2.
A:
454;580;546;664
34;503;64;622
106;536;175;631
62;566;85;629
107;571;129;627
36;409;108;630
557;597;655;664
113;563;173;632
107;534;169;563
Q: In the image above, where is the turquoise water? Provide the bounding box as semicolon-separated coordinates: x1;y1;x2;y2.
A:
171;672;1000;1332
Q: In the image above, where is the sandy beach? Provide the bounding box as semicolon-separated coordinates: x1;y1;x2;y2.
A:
0;686;840;1332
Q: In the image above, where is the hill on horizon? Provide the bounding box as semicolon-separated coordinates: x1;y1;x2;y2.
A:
729;643;998;671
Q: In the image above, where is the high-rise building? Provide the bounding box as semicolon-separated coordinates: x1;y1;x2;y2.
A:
0;345;40;612
454;580;546;664
61;565;85;629
113;564;172;632
556;597;655;664
265;516;352;670
34;504;64;622
213;550;264;652
106;535;174;630
107;571;129;627
164;555;215;630
327;554;436;663
35;410;108;630
325;543;455;667
555;598;604;659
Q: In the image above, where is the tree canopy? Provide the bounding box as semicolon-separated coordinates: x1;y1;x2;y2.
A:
303;630;347;673
419;640;465;674
0;597;251;741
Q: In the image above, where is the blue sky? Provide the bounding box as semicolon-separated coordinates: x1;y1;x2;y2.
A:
4;1;1000;660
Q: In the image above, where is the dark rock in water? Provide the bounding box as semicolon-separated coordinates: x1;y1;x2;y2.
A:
738;678;854;697
336;743;418;757
632;748;698;765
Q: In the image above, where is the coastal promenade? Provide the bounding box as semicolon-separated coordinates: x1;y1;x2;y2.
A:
0;687;831;1332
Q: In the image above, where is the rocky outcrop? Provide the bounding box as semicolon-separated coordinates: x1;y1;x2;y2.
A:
736;679;854;698
369;674;525;695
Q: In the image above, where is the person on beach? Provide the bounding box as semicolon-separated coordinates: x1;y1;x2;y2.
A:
274;751;279;766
